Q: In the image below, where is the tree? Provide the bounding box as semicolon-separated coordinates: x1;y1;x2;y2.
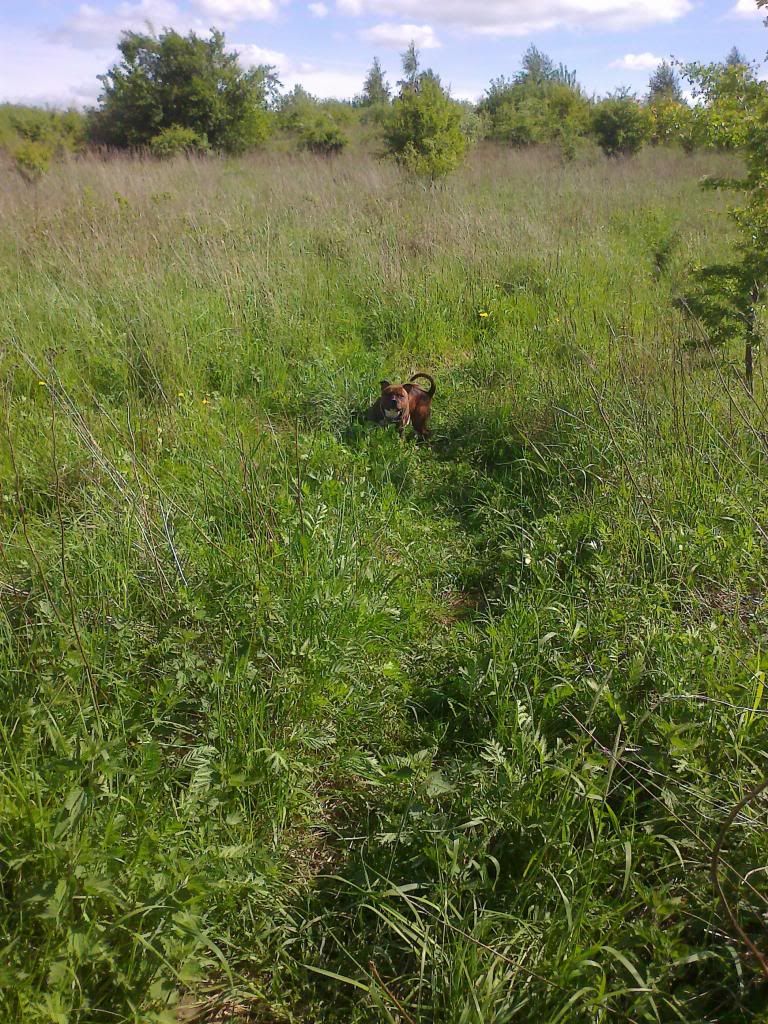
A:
591;94;651;156
88;28;279;153
647;60;683;103
477;53;588;152
680;57;765;148
398;42;421;93
725;46;749;66
515;45;578;88
682;34;768;389
384;75;468;179
276;84;318;130
361;57;391;106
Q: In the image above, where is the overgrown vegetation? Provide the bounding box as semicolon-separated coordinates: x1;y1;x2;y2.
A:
591;92;652;157
383;49;468;179
0;103;85;179
3;36;768;180
87;28;279;153
2;144;768;1024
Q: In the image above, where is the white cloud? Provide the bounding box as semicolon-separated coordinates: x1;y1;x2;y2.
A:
609;52;664;71
337;0;691;35
48;1;204;49
193;0;279;19
309;2;330;14
235;42;287;64
237;44;364;97
730;0;764;16
0;28;108;106
284;67;364;96
360;22;440;48
49;0;279;50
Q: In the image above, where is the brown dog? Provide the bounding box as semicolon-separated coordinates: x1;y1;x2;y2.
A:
366;373;435;441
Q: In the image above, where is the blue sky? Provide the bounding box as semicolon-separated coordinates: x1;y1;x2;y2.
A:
0;0;766;108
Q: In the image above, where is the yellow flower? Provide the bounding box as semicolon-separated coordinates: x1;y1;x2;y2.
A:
38;380;47;386
201;398;210;405
478;311;489;318
177;391;185;398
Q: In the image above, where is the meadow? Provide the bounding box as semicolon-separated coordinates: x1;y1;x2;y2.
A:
1;144;767;1023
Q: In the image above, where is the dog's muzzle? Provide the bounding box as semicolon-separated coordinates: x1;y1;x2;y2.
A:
384;408;403;420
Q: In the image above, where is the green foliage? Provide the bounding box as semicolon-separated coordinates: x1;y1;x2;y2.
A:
398;41;421;93
297;113;348;155
648;99;700;149
680;261;757;345
12;139;52;181
276;88;349;153
591;95;651;156
478;50;589;152
384;76;468;178
647;60;684;104
276;84;317;127
149;125;210;158
680;57;768;150
0;105;86;173
88;27;278;153
515;43;578;88
457;102;488;145
681;40;768;355
2;145;767;1024
359;56;391;106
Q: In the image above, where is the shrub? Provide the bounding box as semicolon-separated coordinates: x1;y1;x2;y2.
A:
648;99;695;148
479;77;590;151
591;96;651;157
298;118;347;155
150;125;210;158
1;105;86;157
680;58;768;151
13;140;52;181
384;77;468;180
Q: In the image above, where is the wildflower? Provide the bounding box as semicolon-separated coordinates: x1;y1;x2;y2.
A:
524;554;532;565
202;398;210;405
38;380;46;386
177;391;185;398
479;310;490;318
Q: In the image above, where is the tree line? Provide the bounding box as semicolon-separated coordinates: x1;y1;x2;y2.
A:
4;27;767;182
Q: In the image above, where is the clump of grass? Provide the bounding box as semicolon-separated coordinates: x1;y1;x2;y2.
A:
2;146;767;1023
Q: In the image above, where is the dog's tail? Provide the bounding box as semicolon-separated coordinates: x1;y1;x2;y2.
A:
409;373;435;398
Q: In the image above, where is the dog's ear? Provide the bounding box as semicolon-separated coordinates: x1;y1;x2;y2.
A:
379;379;391;391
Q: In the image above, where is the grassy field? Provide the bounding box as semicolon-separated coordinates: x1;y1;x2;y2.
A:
2;145;768;1024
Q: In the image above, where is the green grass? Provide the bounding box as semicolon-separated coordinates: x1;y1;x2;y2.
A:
2;145;768;1023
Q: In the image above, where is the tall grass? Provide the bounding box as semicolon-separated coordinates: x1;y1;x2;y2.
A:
2;145;767;1023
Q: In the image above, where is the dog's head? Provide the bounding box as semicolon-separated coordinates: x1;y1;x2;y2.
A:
379;380;409;421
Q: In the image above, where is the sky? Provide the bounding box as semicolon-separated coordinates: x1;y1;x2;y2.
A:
0;0;766;109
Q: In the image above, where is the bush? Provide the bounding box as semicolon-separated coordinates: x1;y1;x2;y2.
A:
481;80;590;151
680;59;768;151
13;140;52;181
591;96;651;157
384;77;468;180
0;104;86;157
648;100;696;148
297;115;347;155
149;125;210;158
